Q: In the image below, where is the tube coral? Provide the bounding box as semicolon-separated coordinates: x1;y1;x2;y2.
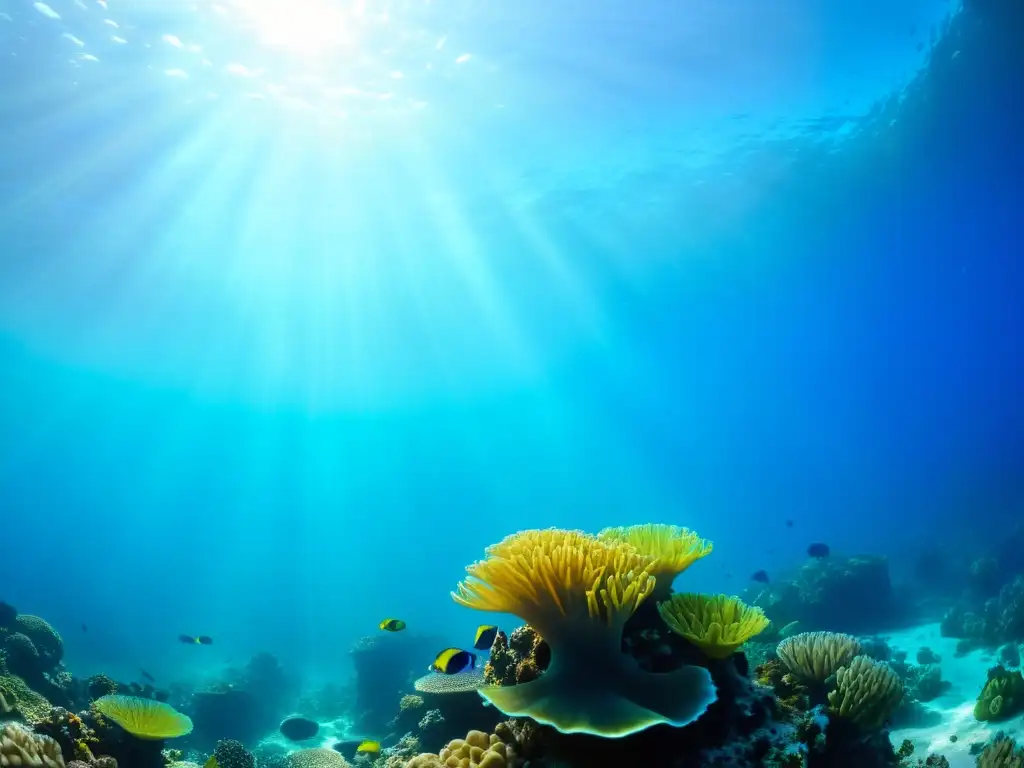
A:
598;524;712;598
451;528;716;738
657;593;770;659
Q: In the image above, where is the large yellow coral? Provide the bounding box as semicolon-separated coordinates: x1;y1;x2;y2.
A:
657;594;769;659
776;631;861;684
451;528;717;738
598;524;712;597
92;695;193;739
827;655;903;730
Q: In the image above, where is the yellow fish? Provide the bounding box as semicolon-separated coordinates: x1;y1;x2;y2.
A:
431;647;477;675
473;624;498;650
356;740;380;754
379;619;406;632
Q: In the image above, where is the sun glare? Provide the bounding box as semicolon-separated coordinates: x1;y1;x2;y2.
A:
231;0;355;56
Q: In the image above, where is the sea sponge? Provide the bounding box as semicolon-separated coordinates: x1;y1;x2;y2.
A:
0;673;52;724
657;593;770;659
91;695;193;739
974;667;1024;721
13;616;63;665
598;524;712;597
827;655;903;730
451;528;717;737
777;631;861;683
977;734;1024;768
0;722;65;768
285;748;350;767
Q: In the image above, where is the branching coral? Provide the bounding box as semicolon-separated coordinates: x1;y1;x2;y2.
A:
657;594;770;659
0;722;65;768
451;528;716;737
598;524;712;598
827;655;903;730
776;631;861;683
92;695;193;739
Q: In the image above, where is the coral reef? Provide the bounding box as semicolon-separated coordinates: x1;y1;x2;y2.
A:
285;748;350;767
483;628;549;687
213;738;256;768
974;666;1024;721
0;722;65;768
452;528;716;737
404;728;519;768
776;632;862;685
827;656;904;730
976;734;1024;768
597;524;712;600
754;556;896;634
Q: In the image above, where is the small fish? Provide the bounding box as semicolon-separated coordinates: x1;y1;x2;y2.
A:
140;669;155;683
431;647;477;675
751;570;770;584
473;625;499;650
807;543;830;559
379;618;406;632
81;623;88;633
178;634;214;645
785;519;794;528
280;715;319;741
203;757;218;768
356;741;380;754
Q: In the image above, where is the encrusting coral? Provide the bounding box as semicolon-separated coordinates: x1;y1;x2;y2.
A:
451;528;717;737
0;722;65;768
657;593;770;659
91;695;193;739
598;524;712;599
826;655;904;729
285;748;350;768
776;631;862;684
0;674;51;724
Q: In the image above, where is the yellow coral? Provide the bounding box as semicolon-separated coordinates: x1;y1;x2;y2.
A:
776;631;861;683
451;528;716;737
0;722;65;768
92;695;193;739
977;735;1024;768
0;674;51;724
657;594;770;659
405;730;513;768
598;524;712;596
827;655;903;730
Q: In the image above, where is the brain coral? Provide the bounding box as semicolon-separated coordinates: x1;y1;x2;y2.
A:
0;722;65;768
452;528;716;737
13;616;63;665
285;748;350;768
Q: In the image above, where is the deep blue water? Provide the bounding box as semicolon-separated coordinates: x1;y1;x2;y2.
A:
0;0;1021;695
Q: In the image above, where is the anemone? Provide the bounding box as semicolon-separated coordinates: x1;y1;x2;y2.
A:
451;528;717;738
597;524;712;598
657;593;770;659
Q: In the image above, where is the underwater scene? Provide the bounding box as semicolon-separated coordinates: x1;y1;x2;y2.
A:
1;0;1024;766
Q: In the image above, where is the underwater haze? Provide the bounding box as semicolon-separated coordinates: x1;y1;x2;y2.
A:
0;0;1022;693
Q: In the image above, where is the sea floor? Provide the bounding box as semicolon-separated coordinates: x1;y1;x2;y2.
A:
885;622;1022;768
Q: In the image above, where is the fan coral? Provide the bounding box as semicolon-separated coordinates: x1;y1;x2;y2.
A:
451;528;716;737
598;524;712;598
0;722;65;768
0;673;52;724
776;631;861;683
92;695;193;739
13;616;63;666
974;666;1024;721
414;669;487;694
657;593;770;659
827;655;903;730
977;734;1024;768
285;748;350;767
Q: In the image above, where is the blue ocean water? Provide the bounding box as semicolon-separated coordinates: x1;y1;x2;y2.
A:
0;0;1020;713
